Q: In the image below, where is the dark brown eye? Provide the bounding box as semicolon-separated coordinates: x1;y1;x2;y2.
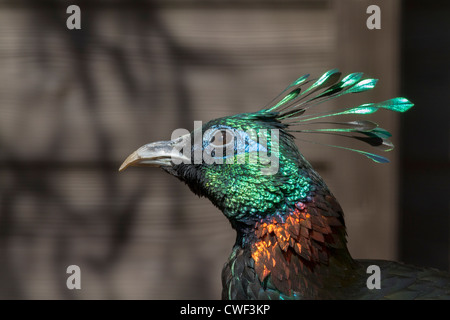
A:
210;129;234;147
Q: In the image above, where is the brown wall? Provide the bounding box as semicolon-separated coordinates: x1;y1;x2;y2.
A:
0;0;409;299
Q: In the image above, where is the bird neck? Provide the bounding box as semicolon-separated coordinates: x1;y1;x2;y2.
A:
230;165;355;295
234;186;351;260
231;159;348;249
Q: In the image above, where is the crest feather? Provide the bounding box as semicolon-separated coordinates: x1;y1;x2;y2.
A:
262;70;414;163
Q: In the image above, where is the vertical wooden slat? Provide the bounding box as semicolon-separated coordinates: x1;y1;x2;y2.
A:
399;0;450;271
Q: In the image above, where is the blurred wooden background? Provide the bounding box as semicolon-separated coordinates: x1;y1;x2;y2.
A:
0;0;448;299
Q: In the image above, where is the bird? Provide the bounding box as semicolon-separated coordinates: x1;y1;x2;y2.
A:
119;69;450;299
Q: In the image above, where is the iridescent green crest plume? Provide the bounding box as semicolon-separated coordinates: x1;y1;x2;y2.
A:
263;69;414;163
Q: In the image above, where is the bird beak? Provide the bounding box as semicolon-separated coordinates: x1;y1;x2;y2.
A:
118;134;191;172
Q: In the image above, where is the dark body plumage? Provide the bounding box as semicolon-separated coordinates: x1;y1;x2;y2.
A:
120;70;450;299
223;251;450;300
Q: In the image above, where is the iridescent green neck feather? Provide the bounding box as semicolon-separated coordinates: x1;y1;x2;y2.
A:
197;114;314;226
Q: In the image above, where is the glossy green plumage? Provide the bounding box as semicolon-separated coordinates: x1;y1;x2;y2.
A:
272;88;301;109
200;114;312;220
261;70;414;163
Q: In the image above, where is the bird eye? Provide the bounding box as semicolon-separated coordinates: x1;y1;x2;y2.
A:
210;129;234;147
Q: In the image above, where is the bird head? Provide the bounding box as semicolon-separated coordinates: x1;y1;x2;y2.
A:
119;111;310;227
119;70;413;230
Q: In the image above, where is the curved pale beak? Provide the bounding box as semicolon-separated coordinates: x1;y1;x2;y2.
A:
119;134;191;172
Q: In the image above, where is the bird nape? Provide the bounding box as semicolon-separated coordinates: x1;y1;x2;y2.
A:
119;69;450;300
